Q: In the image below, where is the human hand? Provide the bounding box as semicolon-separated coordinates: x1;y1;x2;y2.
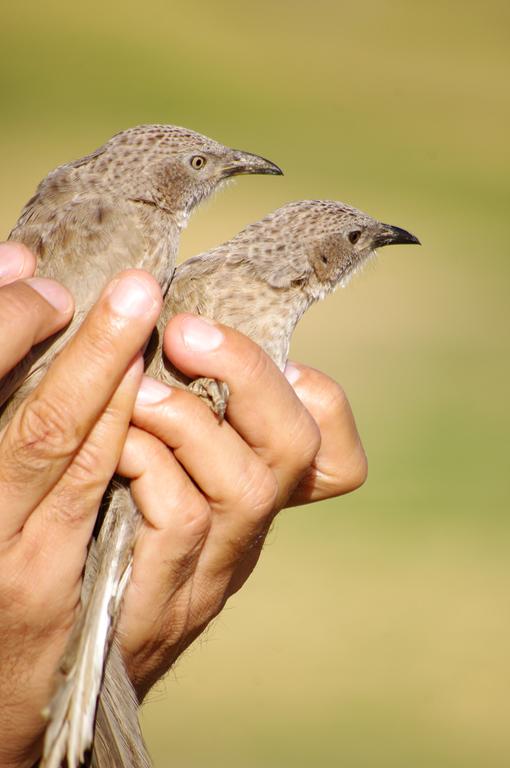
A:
0;243;162;767
0;240;367;764
116;314;367;698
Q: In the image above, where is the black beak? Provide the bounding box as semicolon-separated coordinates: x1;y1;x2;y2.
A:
373;224;421;248
223;150;283;178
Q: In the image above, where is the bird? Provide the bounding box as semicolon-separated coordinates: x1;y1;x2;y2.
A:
152;199;420;413
0;124;282;768
98;199;418;766
1;124;282;413
109;199;416;763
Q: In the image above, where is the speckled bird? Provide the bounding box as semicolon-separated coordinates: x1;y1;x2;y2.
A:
2;124;282;411
152;199;419;415
110;200;418;767
0;124;282;768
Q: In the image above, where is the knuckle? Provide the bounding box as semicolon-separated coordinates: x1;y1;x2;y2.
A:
12;395;78;471
45;484;99;528
180;496;212;538
48;434;121;527
319;379;350;420
64;438;111;489
345;446;369;492
296;413;322;469
293;368;355;433
237;463;279;523
328;443;368;496
283;410;322;477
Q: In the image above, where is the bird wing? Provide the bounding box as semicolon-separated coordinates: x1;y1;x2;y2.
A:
10;196;147;296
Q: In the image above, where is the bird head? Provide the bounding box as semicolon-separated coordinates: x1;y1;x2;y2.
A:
230;200;419;299
67;124;283;222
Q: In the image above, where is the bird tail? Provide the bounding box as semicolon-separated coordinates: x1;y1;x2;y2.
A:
91;640;151;768
40;484;151;768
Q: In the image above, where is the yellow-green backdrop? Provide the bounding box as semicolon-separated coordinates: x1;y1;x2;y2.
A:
1;1;509;765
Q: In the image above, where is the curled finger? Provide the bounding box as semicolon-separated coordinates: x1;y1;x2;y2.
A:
284;363;368;505
163;314;321;506
0;278;74;381
0;242;36;287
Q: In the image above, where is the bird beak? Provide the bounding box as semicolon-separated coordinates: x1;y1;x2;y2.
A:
373;224;421;248
222;150;283;178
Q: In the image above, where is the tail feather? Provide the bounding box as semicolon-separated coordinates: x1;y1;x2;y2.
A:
91;641;151;768
41;484;148;767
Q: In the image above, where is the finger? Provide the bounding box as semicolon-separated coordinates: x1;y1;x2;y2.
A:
284;363;368;505
132;377;277;516
116;427;211;672
23;357;145;582
132;378;278;584
0;270;162;539
163;314;321;504
0;242;36;286
202;367;369;598
200;366;369;617
0;279;74;379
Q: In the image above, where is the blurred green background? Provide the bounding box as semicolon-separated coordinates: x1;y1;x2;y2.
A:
1;1;509;765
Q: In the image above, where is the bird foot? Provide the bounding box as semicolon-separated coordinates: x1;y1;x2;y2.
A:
188;377;230;421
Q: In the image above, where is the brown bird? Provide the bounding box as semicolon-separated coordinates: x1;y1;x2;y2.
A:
110;199;416;761
103;200;418;766
0;124;282;768
153;200;419;411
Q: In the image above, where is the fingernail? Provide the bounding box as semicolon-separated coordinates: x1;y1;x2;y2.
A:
25;277;72;313
108;276;157;318
180;315;223;353
0;243;27;283
284;363;301;386
136;376;172;405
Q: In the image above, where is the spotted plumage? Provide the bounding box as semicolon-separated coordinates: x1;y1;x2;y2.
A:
152;200;419;412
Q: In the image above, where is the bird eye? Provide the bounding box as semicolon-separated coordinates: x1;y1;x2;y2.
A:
348;230;362;244
190;155;207;170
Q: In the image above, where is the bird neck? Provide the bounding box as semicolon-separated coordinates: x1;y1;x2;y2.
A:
241;282;312;371
137;209;182;296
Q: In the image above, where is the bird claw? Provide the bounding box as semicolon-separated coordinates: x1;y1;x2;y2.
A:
188;377;230;420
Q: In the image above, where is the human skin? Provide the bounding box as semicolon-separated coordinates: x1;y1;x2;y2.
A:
0;242;367;767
